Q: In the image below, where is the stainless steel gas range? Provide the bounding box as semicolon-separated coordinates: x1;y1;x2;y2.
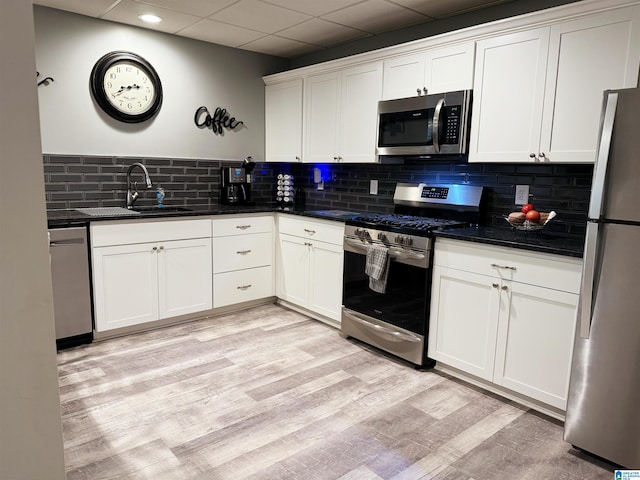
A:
341;183;483;367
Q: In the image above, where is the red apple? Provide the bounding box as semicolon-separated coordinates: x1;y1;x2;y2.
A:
521;203;535;214
525;210;541;223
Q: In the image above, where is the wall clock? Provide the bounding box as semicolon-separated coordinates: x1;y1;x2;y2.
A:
90;51;163;123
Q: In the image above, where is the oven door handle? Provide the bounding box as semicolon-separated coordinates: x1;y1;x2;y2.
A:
344;238;426;261
343;311;422;343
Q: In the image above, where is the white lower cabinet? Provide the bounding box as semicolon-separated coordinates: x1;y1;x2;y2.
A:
276;215;344;322
91;219;212;332
429;238;581;411
212;215;274;308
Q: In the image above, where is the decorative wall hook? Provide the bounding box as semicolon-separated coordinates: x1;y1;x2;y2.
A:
37;71;55;87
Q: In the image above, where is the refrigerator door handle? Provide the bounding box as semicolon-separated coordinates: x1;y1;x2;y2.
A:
579;221;600;339
588;92;618;220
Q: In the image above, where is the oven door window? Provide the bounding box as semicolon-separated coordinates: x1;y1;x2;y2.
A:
342;251;427;334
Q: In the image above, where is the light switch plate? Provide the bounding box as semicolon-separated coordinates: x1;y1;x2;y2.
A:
515;185;530;205
370;179;378;195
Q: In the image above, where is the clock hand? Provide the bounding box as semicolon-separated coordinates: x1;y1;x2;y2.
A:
112;84;142;97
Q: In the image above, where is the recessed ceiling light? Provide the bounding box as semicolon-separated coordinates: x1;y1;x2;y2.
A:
138;14;163;24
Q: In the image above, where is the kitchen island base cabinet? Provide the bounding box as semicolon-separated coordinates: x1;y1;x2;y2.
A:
429;238;581;413
91;219;212;333
276;215;344;326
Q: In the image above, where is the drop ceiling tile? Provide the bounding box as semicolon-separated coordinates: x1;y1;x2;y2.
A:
136;0;239;18
178;18;266;47
391;0;511;18
34;0;117;17
240;34;321;57
322;0;430;34
209;0;311;34
262;0;365;17
102;0;202;33
278;18;368;47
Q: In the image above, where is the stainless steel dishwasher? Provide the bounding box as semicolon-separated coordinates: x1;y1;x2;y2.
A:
49;226;93;348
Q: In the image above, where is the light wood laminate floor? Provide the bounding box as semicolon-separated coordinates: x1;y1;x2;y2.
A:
58;304;615;479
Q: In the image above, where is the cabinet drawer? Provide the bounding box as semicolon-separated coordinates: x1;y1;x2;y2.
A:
278;214;344;245
213;266;273;308
91;218;211;247
213;233;272;273
434;238;582;293
213;215;273;237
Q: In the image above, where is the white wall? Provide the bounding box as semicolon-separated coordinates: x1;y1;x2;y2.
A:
33;6;288;161
0;1;66;479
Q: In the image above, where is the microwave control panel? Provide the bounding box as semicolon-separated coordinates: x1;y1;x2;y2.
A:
444;105;461;144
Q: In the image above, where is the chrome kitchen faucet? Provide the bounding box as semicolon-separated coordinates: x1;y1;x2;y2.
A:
126;162;152;209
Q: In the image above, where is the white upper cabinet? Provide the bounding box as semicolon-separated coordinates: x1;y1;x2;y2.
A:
539;7;640;163
469;28;550;163
470;6;640;163
265;79;303;163
304;61;383;163
382;42;475;99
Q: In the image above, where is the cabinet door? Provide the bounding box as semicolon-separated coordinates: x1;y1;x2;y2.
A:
308;240;344;321
265;79;303;162
339;61;383;163
540;7;640;163
469;28;550;163
92;243;159;332
428;265;500;380
493;281;578;410
304;71;341;163
158;238;212;319
423;42;475;94
277;233;309;307
382;53;426;100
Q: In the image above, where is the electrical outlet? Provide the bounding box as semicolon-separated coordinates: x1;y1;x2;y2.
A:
370;179;378;195
515;185;530;205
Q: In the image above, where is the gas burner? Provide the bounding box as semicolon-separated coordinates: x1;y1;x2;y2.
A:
351;213;467;233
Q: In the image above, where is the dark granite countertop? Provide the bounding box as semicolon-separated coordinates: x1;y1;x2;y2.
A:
434;226;585;258
47;206;584;258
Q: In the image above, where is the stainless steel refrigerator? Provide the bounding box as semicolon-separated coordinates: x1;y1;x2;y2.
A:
564;86;640;468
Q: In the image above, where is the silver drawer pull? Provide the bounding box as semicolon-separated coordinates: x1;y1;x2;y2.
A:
491;263;516;271
304;228;316;234
237;284;252;290
236;225;251;230
236;249;252;255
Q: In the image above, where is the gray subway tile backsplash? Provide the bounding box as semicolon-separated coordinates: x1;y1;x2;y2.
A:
43;154;593;236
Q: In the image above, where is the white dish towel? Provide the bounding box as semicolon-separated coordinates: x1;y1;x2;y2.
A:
365;244;390;293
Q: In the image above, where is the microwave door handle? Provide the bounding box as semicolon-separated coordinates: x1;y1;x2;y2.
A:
432;98;445;154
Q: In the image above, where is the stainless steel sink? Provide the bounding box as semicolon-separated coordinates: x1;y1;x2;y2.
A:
131;206;192;212
75;207;141;216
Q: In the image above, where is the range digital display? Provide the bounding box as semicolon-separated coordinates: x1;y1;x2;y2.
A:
420;186;449;199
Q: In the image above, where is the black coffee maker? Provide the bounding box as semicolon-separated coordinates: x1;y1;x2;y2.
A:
221;166;252;205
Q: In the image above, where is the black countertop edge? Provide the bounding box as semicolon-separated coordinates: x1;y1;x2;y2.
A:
47;207;584;258
433;226;585;258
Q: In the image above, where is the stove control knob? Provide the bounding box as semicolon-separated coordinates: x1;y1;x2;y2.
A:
377;232;387;242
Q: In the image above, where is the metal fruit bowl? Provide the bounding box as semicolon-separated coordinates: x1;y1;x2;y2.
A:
505;211;556;231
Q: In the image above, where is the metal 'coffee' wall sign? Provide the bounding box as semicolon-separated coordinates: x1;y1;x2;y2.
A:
194;106;244;135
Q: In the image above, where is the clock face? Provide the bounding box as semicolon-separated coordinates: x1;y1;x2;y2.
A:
90;51;163;123
103;60;156;115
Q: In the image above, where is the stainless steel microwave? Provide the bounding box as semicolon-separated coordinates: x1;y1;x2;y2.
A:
376;89;472;157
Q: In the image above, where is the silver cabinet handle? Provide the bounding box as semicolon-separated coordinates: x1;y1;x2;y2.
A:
304;242;313;247
423;87;428;95
152;246;158;251
491;263;516;271
416;88;421;95
237;284;252;290
492;283;499;288
304;228;316;235
529;153;537;158
295;156;300;161
501;285;508;291
538;152;546;158
432;97;445;154
49;238;85;247
159;245;164;251
236;225;251;230
236;250;251;255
